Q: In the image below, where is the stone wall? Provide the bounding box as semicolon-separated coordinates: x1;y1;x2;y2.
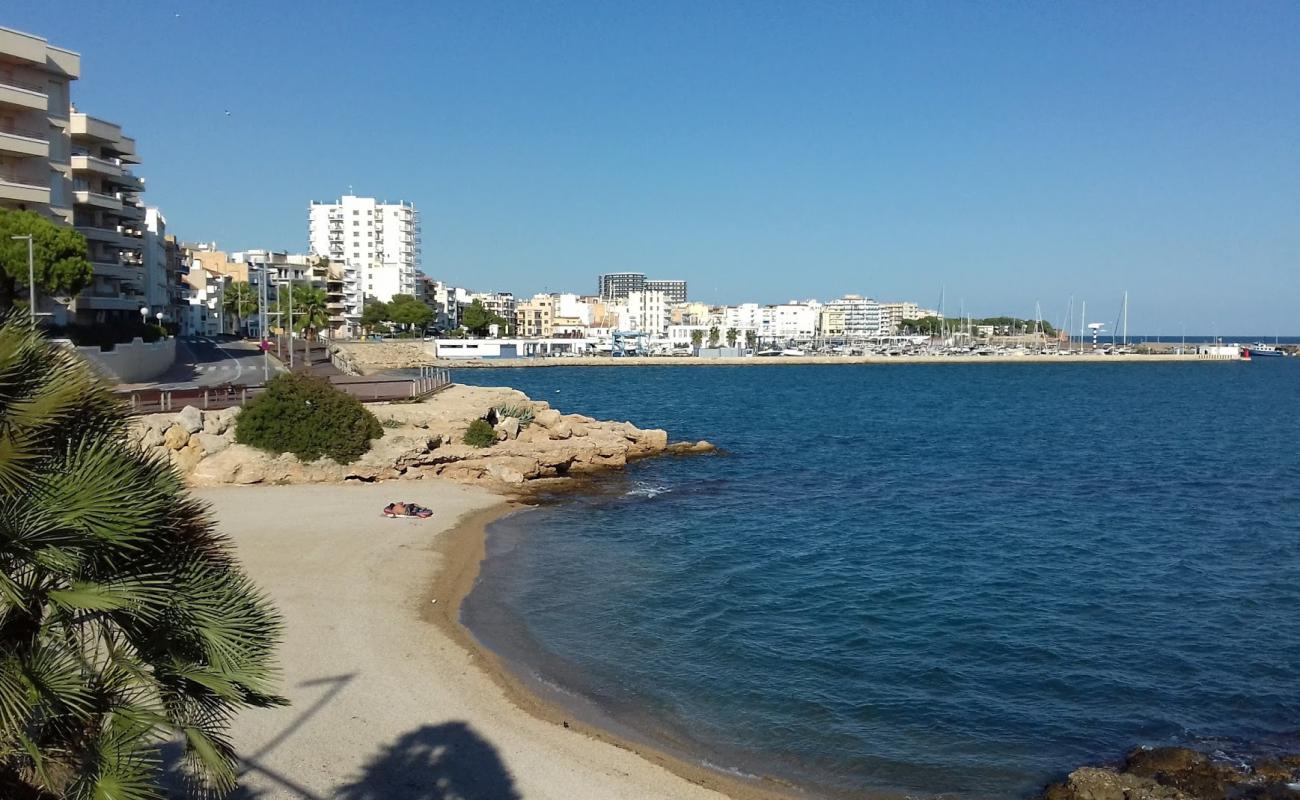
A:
77;337;177;384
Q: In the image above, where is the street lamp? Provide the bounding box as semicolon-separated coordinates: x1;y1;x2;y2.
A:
139;306;149;326
9;234;35;323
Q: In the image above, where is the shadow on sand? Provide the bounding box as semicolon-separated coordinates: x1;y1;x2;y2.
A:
334;722;520;800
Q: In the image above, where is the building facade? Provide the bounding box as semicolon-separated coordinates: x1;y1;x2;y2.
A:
515;294;554;338
825;294;884;337
0;27;79;225
69;110;148;323
308;194;420;304
597;272;646;302
646;279;687;304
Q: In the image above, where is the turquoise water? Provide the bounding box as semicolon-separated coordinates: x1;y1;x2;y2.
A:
457;362;1300;798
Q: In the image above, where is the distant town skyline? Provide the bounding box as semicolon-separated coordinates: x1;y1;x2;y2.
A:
7;1;1298;332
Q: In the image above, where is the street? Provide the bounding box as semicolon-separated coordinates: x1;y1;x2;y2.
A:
151;337;285;389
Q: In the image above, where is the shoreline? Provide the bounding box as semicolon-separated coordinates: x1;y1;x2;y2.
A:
427;498;812;800
431;353;1239;369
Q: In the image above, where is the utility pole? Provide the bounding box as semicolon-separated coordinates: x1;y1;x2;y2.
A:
10;234;35;323
258;262;269;383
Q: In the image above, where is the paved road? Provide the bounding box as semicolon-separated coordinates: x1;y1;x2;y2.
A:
150;337;284;389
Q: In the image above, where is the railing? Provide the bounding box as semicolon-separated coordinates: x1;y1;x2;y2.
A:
0;123;48;141
0;75;46;94
0;170;47;188
115;370;452;415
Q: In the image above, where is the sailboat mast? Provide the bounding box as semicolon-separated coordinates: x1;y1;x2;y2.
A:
1123;290;1129;346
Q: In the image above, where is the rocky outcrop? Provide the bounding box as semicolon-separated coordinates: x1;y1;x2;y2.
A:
329;341;433;375
126;384;714;492
1040;747;1300;800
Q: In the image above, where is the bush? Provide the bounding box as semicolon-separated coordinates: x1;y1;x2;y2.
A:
235;372;383;462
463;418;497;448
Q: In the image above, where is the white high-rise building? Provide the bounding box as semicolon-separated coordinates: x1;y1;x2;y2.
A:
308;194;420;303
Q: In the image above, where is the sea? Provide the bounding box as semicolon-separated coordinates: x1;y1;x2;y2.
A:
454;360;1300;799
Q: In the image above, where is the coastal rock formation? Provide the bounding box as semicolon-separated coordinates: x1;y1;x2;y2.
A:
329;341;432;375
1040;747;1300;800
125;384;713;491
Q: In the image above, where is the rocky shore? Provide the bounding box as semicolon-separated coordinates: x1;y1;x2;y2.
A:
1041;746;1300;800
125;384;714;490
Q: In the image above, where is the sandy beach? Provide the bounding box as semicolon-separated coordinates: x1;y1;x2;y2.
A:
203;482;765;800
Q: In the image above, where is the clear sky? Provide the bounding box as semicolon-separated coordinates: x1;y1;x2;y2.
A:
8;1;1299;332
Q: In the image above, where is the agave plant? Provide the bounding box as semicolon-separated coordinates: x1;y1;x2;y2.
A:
0;317;284;799
495;404;535;427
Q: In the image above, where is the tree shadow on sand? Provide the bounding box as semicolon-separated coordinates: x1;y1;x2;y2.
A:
335;722;521;800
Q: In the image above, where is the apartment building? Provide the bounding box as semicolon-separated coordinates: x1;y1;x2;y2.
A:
69;110;149;323
824;294;885;337
515;294;554;338
767;302;821;340
308;194;420;303
597;272;645;302
647;279;687;304
0;27;79;225
469;291;516;324
626;290;670;337
880;302;924;333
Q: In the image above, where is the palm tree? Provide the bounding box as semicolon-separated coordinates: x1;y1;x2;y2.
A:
690;329;704;350
0;316;284;799
708;326;720;348
291;285;329;341
726;328;739;348
221;281;258;337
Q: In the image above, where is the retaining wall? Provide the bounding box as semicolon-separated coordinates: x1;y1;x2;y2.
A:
77;337;177;384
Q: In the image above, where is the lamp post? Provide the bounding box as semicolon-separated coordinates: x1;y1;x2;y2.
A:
10;234;35;323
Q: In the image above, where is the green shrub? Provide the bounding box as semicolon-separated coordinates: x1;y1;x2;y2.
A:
496;404;535;426
463;418;497;448
235;372;383;462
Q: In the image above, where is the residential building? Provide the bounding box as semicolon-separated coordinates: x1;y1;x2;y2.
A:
626;290;670;337
515;294;554;338
767;301;821;340
646;279;687;304
142;208;178;324
825;294;885;337
0;27;79;225
880;301;923;333
469;291;517;325
163;234;186;325
308;194;420;303
69;109;147;324
597;272;646;302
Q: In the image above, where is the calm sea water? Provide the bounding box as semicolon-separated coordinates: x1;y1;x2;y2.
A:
456;362;1300;798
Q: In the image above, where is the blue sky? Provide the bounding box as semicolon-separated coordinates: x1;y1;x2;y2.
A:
8;1;1299;332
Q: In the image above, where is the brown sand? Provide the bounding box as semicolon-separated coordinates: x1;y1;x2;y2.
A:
204;482;794;800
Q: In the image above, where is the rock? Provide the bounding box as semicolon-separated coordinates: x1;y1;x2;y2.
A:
140;424;165;449
547;420;572;440
191;445;271;485
191;432;230;456
1044;767;1189;800
177;405;203;433
174;442;205;473
666;440;717;455
202;410;229;435
496;416;521;440
487;463;527;485
163;424;190;450
535;408;562;429
1124;747;1240;800
638;428;669;450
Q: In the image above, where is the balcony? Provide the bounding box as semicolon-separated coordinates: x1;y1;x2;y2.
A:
0;124;48;158
0;171;50;205
0;77;47;112
91;260;143;282
73;189;122;211
70;153;123;177
108;171;144;191
80;292;145;311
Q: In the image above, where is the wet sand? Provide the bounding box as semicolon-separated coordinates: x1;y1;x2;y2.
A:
205;482;790;800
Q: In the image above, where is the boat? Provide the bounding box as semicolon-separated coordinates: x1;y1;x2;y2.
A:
1245;343;1284;358
780;348;805;357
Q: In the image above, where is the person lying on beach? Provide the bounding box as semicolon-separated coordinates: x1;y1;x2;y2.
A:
383;502;433;519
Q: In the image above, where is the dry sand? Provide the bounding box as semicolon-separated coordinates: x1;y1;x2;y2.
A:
201;482;750;800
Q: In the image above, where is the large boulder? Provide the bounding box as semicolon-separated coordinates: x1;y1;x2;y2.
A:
496;416;521;440
534;408;562;429
1042;767;1189;800
177;405;204;434
173;442;205;473
1123;747;1242;800
191;432;230;456
163;424;190;450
